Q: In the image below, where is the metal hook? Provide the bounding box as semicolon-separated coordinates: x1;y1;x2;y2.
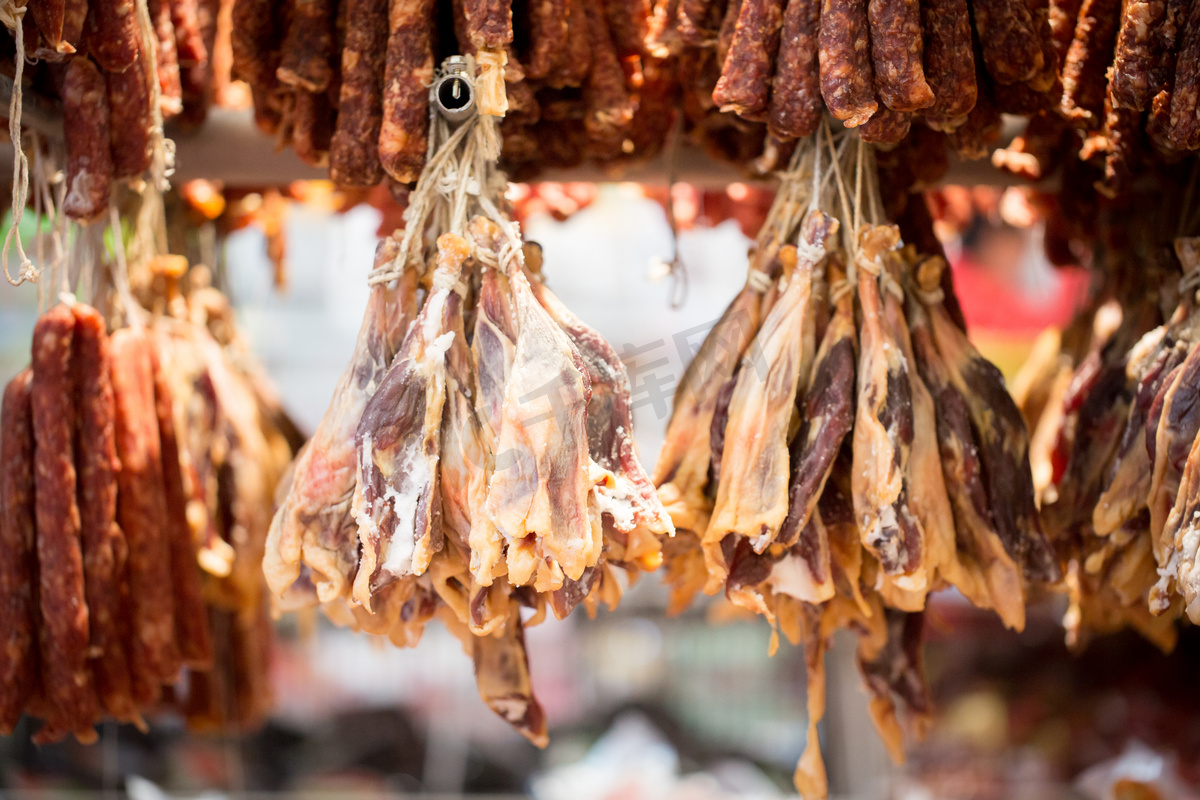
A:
431;56;476;124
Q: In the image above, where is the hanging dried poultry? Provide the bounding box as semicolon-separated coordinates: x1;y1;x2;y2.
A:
264;103;671;741
704;210;835;584
656;133;1058;800
266;236;412;605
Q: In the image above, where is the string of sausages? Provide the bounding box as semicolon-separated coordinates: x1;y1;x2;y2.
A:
227;0;675;190
0;273;293;740
4;0;225;222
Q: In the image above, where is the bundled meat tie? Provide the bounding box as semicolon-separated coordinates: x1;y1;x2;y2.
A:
229;0;673;186
653;136;1058;799
264;95;673;742
0;278;291;740
4;0;225;221
1017;238;1200;652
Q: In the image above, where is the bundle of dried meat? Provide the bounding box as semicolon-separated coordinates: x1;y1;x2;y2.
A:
0;251;291;740
0;0;232;223
1027;236;1200;651
264;82;671;743
655;132;1058;798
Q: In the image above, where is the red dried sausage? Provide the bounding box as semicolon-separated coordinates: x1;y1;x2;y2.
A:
0;370;40;734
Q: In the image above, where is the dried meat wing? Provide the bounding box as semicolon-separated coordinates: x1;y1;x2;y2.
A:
72;306;138;722
654;247;779;538
526;272;674;542
0;370;40;734
479;221;596;588
1094;327;1189;537
1169;431;1200;622
852;227;926;589
857;608;932;764
265;238;410;604
915;257;1059;584
1147;341;1200;606
440;264;507;588
472;605;548;746
777;262;856;550
353;234;470;606
32;305;99;743
909;300;1025;630
706;212;837;580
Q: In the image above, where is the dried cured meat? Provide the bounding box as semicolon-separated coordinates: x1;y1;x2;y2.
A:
0;371;39;734
31;305;98;743
330;0;388;186
111;328;181;705
918;0;975;130
767;0;822;139
277;0;337;92
378;0;435;183
353;233;469;604
712;0;786;120
971;0;1044;85
1059;0;1121;126
61;58;113;221
72;306;138;723
818;0;877;125
1168;0;1200;150
107;49;154;180
84;0;140;72
867;0;933;112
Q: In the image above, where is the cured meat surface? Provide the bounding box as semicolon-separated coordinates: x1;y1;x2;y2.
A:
919;0;976;129
852;227;925;586
868;0;933;111
72;306;138;722
354;234;470;604
32;305;98;743
85;0;140;71
330;0;388;186
712;0;786;120
62;58;112;221
818;0;877;125
152;340;214;669
266;237;408;603
483;221;595;588
768;0;822;138
277;0;336;92
378;0;435;183
111;327;181;705
0;370;40;734
706;212;837;583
